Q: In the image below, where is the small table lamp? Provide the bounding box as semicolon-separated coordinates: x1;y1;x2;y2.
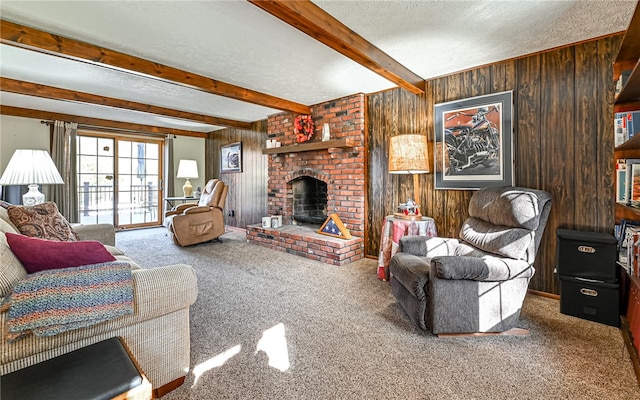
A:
176;159;198;197
389;134;430;217
0;149;64;206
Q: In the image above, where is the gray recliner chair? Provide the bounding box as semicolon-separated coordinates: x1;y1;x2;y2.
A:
389;186;552;334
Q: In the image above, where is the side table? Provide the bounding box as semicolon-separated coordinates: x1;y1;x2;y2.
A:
1;337;151;400
164;196;198;209
377;215;437;280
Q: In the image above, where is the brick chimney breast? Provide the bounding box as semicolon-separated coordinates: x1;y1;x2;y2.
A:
248;93;365;266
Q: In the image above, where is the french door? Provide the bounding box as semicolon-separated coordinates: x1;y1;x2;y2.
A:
77;133;163;228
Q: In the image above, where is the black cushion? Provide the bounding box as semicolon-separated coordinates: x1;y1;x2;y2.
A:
1;337;142;400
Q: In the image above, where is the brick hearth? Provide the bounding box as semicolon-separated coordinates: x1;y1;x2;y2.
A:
246;224;363;266
246;93;365;264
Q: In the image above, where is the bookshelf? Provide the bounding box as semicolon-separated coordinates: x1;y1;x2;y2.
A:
615;0;640;223
614;1;640;385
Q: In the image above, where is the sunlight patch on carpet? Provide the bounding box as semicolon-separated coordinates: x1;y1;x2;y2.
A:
192;344;242;387
256;323;290;372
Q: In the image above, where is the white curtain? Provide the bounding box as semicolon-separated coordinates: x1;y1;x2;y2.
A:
49;121;78;222
163;134;175;198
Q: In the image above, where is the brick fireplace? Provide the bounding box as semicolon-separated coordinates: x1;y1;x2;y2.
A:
291;176;328;224
246;94;365;265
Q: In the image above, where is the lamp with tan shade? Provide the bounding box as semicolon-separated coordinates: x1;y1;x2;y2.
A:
388;134;430;219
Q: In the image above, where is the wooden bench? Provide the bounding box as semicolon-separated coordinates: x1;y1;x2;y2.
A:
1;337;152;400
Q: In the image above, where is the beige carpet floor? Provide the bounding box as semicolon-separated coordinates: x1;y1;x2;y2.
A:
116;227;640;400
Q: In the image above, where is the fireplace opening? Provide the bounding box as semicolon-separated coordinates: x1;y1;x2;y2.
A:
291;176;327;225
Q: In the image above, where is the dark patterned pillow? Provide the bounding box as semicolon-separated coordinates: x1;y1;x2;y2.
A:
7;202;78;241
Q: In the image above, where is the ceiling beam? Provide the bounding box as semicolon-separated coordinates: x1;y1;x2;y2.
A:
0;106;208;138
0;20;311;115
0;77;253;130
248;0;425;95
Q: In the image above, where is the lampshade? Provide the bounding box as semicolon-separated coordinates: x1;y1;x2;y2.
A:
388;134;430;174
176;159;198;197
0;149;64;185
176;159;198;179
0;149;64;206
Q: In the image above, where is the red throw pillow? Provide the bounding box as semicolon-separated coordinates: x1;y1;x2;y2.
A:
5;232;117;273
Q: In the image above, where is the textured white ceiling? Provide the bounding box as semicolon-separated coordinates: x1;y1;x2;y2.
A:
0;0;636;133
0;0;395;103
315;0;636;79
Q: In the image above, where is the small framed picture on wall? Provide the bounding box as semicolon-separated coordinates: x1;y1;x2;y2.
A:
221;142;242;173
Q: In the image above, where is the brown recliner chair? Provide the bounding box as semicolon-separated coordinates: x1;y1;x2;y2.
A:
164;179;228;246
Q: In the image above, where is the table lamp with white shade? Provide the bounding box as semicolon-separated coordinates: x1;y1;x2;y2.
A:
0;149;64;206
176;159;198;197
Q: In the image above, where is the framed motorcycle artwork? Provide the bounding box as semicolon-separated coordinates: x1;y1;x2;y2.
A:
433;91;514;190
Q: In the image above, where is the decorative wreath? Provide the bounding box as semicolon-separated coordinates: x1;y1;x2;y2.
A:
294;115;315;143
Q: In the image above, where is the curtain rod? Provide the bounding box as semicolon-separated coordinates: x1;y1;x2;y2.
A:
40;120;175;139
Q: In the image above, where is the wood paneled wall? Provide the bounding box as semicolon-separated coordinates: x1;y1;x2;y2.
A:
206;120;268;229
366;35;621;294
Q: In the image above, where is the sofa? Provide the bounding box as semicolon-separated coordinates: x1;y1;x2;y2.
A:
0;205;198;396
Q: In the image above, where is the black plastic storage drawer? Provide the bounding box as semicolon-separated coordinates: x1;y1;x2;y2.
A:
556;229;618;282
559;275;620;327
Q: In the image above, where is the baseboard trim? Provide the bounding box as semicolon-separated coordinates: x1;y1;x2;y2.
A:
528;289;560;300
152;376;186;399
225;225;245;233
437;327;529;338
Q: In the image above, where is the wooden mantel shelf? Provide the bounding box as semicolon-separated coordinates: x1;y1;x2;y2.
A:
262;138;354;155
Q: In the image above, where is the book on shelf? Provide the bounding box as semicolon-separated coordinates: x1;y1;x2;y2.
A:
619;247;627;269
616;117;628;146
617;161;627;203
637;241;640;278
618;175;627;203
632;237;640;278
615;70;632;97
631;163;640;207
622;159;640;207
629;236;635;276
615;110;640;145
620;220;640;276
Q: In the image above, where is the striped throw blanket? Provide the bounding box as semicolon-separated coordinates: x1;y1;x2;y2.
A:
2;261;134;341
